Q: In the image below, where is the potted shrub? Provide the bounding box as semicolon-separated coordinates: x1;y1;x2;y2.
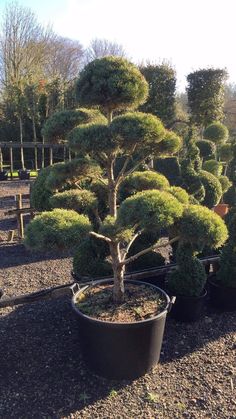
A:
18;168;31;180
208;213;236;311
167;205;228;322
25;57;226;379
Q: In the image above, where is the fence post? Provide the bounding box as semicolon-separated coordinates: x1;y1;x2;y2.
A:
49;147;53;166
16;194;24;239
9;146;13;177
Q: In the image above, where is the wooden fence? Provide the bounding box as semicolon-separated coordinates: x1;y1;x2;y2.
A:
0;142;72;173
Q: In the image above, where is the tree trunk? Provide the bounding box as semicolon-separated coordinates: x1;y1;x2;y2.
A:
110;242;125;303
108;185;117;217
19;117;25;170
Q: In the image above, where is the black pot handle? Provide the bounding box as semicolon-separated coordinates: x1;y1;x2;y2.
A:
167;296;176;313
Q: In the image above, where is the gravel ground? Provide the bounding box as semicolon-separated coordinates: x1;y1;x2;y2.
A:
0;181;236;419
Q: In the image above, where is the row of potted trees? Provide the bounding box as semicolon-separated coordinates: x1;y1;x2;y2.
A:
24;57;235;380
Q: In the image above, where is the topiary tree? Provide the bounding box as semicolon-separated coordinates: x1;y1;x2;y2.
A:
203;122;229;145
168;205;228;296
187;69;227;128
139;63;176;126
202;159;223;177
25;57;227;305
199;170;222;208
195;139;216;160
219;175;231;195
216;213;236;287
153;156;182;185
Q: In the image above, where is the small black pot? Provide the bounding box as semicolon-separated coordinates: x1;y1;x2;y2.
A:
0;170;8;181
18;169;30;180
72;279;172;380
208;275;236;311
169;289;207;322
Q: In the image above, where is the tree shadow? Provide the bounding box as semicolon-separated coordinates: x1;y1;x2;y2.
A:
0;298;130;418
0;243;71;268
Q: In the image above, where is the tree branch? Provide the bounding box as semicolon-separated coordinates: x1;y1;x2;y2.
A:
121;231;142;261
90;231;112;243
120;236;180;267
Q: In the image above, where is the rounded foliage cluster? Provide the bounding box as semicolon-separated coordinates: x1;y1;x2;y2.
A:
119;170;169;200
76;56;148;112
219;175;231;194
204;122;229;144
49;189;97;214
30;166;53;211
168;244;207;297
223;185;236;206
181;162;205;202
202;159;223;177
195;139;216;160
216;213;236;288
24;209;92;252
68;123;116;155
154;130;182;156
177;205;228;250
153;157;181;185
41;108;107;143
118;190;183;232
168;186;189;204
199;170;222;208
218;143;233;162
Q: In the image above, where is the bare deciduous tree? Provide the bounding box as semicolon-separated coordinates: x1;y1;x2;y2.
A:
84;38;126;65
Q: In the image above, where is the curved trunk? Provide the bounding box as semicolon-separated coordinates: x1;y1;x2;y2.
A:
110;242;125;303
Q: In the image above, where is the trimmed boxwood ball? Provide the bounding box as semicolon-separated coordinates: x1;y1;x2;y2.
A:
202;160;223;177
218;143;233;162
168;243;207;297
181;162;205;202
110;112;166;153
24;209;92;252
219;175;231;194
68;123;118;155
119;171;170;200
118;190;183;231
73;237;112;279
199;170;222;208
168;186;189;204
177;205;228;250
49;189;98;214
195;139;216;160
41;108;107;143
154;130;182;156
30;166;54;211
204;122;229;144
76;56;148;112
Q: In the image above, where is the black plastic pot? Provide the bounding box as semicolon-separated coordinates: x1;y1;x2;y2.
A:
169;289;207;322
208;275;236;311
0;170;8;181
18;169;30;180
72;279;172;380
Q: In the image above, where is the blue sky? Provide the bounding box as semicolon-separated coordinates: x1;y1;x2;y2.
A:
0;0;236;91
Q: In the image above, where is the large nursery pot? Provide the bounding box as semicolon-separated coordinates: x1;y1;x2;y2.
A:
18;169;31;180
0;170;8;181
213;203;229;218
208;274;236;311
169;289;207;322
72;279;172;380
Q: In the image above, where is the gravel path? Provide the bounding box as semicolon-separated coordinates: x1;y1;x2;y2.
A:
0;181;235;418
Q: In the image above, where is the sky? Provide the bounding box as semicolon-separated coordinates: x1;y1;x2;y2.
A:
0;0;236;91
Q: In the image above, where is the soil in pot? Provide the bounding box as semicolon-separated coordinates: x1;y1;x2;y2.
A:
169;289;207;322
72;280;171;380
208;274;236;311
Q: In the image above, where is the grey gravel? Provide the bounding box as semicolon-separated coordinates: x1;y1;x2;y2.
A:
0;181;235;419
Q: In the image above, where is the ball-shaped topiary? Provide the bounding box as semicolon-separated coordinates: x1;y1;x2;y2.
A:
177;205;228;251
24;209;92;252
119;170;170;200
76;56;148;115
216;213;236;288
49;189;98;214
168;243;207;297
218;143;233;162
199;170;222;208
181;162;205;202
218;175;231;194
204;122;229;144
118;190;183;232
195;139;216;160
153;157;182;185
30;166;53;211
41;108;107;143
202;159;223;177
153;130;182;156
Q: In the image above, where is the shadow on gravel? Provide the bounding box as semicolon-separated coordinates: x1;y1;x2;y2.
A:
0;298;130;418
0;243;70;268
161;305;236;364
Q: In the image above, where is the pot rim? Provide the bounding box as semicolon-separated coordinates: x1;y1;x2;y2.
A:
208;273;236;290
72;278;171;326
167;288;207;300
